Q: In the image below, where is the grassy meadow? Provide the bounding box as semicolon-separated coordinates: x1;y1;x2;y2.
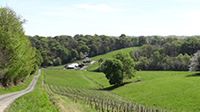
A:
112;71;200;111
43;67;200;111
83;70;200;111
89;46;141;61
44;69;100;88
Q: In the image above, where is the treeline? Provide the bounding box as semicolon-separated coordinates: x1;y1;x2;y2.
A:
130;36;200;71
29;33;200;70
0;7;43;86
28;34;139;66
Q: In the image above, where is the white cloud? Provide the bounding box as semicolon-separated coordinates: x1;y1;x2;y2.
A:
74;4;122;12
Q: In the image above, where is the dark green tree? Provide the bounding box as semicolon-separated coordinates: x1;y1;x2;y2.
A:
103;52;136;86
103;59;123;86
139;36;147;45
71;49;78;59
80;45;90;54
54;57;62;66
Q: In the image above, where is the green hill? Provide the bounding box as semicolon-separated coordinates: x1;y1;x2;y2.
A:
87;46;140;71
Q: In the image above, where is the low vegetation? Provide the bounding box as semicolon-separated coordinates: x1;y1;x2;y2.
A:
43;68;200;111
8;69;56;112
85;70;200;111
44;69;100;88
0;70;38;95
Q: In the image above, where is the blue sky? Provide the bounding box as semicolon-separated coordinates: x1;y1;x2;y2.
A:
1;0;200;37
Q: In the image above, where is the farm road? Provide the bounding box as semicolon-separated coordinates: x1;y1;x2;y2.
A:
80;60;97;70
0;69;41;112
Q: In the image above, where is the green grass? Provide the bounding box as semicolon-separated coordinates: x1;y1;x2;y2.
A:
110;71;200;111
8;69;57;112
76;70;200;111
87;46;140;71
86;62;99;71
90;46;140;61
44;69;100;88
0;71;38;95
43;63;200;111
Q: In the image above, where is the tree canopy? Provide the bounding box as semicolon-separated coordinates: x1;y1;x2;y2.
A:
0;6;42;86
103;52;136;86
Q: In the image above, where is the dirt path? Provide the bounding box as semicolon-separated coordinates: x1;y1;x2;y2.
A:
0;70;41;112
80;61;97;70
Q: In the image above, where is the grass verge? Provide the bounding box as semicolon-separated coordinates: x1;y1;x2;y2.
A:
7;69;57;112
0;71;38;95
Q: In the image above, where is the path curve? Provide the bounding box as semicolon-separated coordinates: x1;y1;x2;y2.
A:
80;61;97;70
0;69;41;112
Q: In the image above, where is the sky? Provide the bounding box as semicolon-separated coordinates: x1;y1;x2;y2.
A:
1;0;200;37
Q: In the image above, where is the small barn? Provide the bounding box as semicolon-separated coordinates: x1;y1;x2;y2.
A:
65;63;79;69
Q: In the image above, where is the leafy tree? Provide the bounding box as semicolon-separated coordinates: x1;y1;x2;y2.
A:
135;56;149;70
0;6;39;86
180;37;200;55
71;49;78;59
189;50;200;71
139;36;147;45
103;59;123;86
54;57;62;66
89;44;98;56
80;45;90;54
103;52;136;86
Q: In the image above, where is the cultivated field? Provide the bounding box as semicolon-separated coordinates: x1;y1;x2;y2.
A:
85;70;200;111
44;68;200;112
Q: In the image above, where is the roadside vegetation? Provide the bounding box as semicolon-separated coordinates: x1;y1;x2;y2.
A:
7;69;56;112
0;70;38;95
0;6;43;87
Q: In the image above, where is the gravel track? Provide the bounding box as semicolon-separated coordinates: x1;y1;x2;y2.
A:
0;69;41;112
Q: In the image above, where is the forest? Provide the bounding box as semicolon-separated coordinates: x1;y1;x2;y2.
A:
29;34;200;72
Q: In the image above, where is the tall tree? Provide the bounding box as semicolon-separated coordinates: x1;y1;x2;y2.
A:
0;6;39;86
103;52;136;86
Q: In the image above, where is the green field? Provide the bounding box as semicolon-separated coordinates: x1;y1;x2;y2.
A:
44;67;200;111
44;69;100;88
89;46;140;61
84;70;200;111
